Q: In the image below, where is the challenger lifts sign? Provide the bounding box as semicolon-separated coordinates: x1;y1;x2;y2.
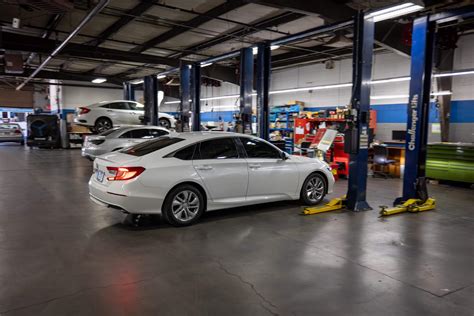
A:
407;94;418;151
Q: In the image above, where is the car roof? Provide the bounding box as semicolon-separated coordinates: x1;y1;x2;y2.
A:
172;131;256;141
88;100;140;107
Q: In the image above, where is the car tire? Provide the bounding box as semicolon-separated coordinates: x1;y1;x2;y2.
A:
158;118;171;129
162;184;204;227
300;173;327;205
94;117;113;134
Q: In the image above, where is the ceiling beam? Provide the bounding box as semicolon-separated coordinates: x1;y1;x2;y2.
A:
246;0;411;55
0;69;123;85
130;0;246;53
86;1;156;47
170;12;305;59
0;31;180;67
245;0;354;23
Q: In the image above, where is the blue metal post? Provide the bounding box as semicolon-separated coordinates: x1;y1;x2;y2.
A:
180;63;191;132
256;42;271;140
191;63;201;131
143;75;158;126
240;47;253;134
345;11;374;212
396;16;436;204
123;82;135;101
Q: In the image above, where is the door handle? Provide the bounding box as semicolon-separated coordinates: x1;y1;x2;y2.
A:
196;165;213;170
106;110;113;112
249;164;261;169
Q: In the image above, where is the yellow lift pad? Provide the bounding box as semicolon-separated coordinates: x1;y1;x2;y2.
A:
379;198;436;216
303;196;346;215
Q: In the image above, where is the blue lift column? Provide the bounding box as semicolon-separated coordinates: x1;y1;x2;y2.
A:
395;16;435;204
123;82;135;101
180;63;191;132
143;75;158;126
191;63;201;132
239;47;254;134
345;11;374;212
256;42;271;140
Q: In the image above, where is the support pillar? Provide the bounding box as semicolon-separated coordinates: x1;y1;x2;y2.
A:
123;82;135;101
191;63;201;131
397;16;436;203
143;75;158;126
256;42;271;140
239;47;254;134
345;11;374;212
180;63;191;132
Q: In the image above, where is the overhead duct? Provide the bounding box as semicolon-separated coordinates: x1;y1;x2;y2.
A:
19;0;74;13
16;0;110;90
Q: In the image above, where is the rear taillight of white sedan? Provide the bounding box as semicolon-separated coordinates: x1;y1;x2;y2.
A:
78;107;91;115
107;166;145;181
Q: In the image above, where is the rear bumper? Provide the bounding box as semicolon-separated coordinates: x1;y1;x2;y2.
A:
74;117;93;126
88;176;165;214
0;137;23;143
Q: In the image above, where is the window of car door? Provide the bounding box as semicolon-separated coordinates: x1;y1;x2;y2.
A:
128;102;144;112
108;102;130;110
119;129;150;139
195;137;240;160
239;137;281;159
148;129;168;138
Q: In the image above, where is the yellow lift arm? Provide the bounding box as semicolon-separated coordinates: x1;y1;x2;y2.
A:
379;198;436;216
303;196;347;215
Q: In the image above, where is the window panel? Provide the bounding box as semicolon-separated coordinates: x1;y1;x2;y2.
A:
240;137;280;159
197;138;239;160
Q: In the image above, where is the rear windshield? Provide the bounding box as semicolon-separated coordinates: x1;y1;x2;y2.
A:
99;127;120;136
0;124;20;129
123;137;184;156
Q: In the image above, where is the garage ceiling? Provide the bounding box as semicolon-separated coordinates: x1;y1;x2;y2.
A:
0;0;469;88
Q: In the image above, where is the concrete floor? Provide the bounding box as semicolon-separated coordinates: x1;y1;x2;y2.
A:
0;144;473;316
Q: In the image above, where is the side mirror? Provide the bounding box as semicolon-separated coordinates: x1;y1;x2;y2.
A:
280;151;288;160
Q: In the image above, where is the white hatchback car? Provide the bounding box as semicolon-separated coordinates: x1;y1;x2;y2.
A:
74;100;176;132
89;132;334;226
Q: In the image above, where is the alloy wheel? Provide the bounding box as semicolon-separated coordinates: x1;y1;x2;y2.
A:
171;190;200;222
305;176;324;203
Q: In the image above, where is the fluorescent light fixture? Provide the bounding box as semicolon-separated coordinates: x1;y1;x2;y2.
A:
366;2;424;22
159;69;474;104
371;94;408;100
201;94;239;101
130;79;144;84
371;91;452;100
252;45;281;55
371;76;411;84
200;62;213;68
434;70;474;78
91;78;107;84
431;91;452;96
157;75;166;79
270;83;352;95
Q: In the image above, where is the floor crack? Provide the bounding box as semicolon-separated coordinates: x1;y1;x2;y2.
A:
214;258;279;316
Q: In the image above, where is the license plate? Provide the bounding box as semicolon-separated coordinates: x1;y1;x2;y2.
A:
35;137;46;140
96;170;105;182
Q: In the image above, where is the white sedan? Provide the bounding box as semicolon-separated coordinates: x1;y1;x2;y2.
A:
82;125;175;160
89;132;334;226
74;100;176;132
